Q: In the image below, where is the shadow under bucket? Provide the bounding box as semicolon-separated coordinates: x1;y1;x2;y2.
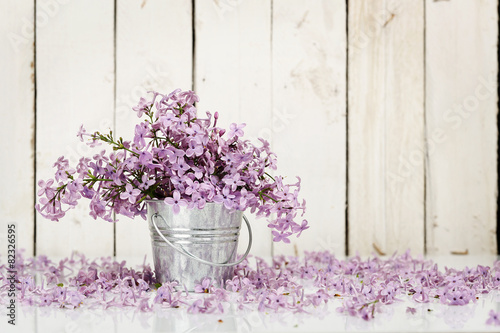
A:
147;201;252;291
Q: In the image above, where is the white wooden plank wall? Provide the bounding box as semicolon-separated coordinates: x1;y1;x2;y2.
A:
425;0;498;255
0;0;35;259
115;0;193;260
348;0;425;256
35;0;115;257
194;0;273;257
0;0;497;258
272;0;347;256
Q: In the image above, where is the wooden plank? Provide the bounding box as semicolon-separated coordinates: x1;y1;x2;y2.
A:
115;0;192;259
272;0;347;256
425;0;498;255
0;0;35;256
194;0;273;257
348;0;425;256
36;0;115;257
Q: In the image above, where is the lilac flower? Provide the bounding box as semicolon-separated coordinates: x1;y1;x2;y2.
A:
6;249;500;322
154;285;172;304
52;286;67;302
493;271;500;287
445;275;462;286
213;187;235;210
36;89;308;241
226;276;242;292
446;288;471;305
406;307;417;315
39;294;54;307
300;265;316;279
134;124;148;148
184;177;200;196
124;156;138;170
77;124;87;141
89;198;108;220
93;150;108;164
228;123;246;139
37;179;55;197
309;289;329;306
132;97;150;117
139;175;155;190
19;276;36;296
194;278;212;293
487;310;500;326
359;302;377;321
180;90;199;105
379;282;397;303
267;291;287;310
191;192;207;209
361;284;374;297
76;157;91;174
53;156;69;170
164;190;188;214
76;268;98;286
223;173;245;191
412;286;430;303
186;138;204;157
43;199;67;220
65;290;85;308
159;113;176;128
272;231;292;243
172;157;191;176
120;184;141;204
291;220;309;237
138;299;152;312
187;299;205;314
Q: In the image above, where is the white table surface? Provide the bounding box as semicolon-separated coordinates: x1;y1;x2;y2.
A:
2;255;500;333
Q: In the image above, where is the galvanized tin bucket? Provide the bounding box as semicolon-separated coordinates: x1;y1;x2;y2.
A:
147;201;252;291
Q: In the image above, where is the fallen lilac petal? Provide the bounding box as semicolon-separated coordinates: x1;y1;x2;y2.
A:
3;249;500;325
487;309;500;326
406;307;417;315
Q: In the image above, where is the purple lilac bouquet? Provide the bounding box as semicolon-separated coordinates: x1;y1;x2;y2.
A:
36;89;308;242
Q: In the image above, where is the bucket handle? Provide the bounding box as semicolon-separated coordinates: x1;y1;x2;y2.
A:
151;213;253;267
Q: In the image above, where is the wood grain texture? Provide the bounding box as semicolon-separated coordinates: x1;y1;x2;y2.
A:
115;0;192;258
272;0;347;256
194;0;273;257
36;0;115;257
425;0;498;255
1;0;497;258
348;0;425;256
0;0;35;255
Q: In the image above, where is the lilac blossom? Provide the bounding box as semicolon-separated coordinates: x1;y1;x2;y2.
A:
37;179;55;197
2;250;500;325
487;310;500;326
406;307;417;315
213;186;236;210
223;173;245;191
132;97;150;117
291;219;309;237
164;190;188;214
35;89;307;241
227;123;245;139
120;184;141;204
272;231;292;243
194;278;213;293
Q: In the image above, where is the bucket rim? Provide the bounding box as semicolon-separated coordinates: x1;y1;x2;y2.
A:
144;199;245;212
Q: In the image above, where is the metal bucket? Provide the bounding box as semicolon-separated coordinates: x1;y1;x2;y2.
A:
147;201;252;291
